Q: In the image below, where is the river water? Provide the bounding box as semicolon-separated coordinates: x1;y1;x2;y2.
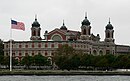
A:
0;75;130;81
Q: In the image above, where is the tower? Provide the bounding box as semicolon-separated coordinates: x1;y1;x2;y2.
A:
104;18;114;43
30;15;42;40
60;20;67;30
80;12;91;40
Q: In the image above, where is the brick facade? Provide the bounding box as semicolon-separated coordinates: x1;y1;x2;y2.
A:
3;15;130;61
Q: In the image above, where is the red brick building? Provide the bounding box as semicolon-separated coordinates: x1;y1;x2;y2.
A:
4;14;130;61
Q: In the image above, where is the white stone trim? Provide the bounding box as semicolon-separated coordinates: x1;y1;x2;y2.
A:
51;34;63;41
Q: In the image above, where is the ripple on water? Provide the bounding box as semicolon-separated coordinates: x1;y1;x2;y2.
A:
0;75;130;81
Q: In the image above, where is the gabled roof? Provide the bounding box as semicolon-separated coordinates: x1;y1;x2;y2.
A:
48;28;80;36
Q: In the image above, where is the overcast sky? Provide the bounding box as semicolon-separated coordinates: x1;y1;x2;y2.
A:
0;0;130;45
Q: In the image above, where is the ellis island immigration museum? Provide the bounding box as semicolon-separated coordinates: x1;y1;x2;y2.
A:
1;0;130;80
3;14;130;63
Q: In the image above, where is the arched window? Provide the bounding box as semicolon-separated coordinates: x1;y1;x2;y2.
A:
32;53;34;56
32;30;34;36
32;43;34;48
6;53;8;56
52;35;62;41
25;53;28;56
38;30;40;36
93;50;97;55
88;28;90;35
106;32;110;38
38;43;41;48
45;43;48;48
25;45;28;48
58;44;62;48
106;50;110;54
99;50;103;55
83;29;86;35
34;30;36;36
12;53;15;57
19;53;22;56
6;45;8;48
51;52;54;56
112;32;114;38
19;45;22;48
45;51;48;56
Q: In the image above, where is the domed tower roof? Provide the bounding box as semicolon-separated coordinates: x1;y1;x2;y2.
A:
60;20;67;30
106;18;113;30
82;12;90;26
32;15;40;27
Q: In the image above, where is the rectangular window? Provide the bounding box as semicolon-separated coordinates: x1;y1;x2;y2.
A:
45;51;48;56
25;45;28;48
51;44;54;48
45;43;48;48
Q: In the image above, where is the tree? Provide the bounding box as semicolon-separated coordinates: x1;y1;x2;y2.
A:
2;56;10;68
125;55;130;69
0;39;6;68
21;55;33;69
0;54;4;65
54;55;67;70
54;44;80;70
0;39;4;56
55;44;75;56
113;55;128;69
104;54;116;69
33;54;49;69
69;54;80;70
12;57;18;66
96;57;109;70
82;55;96;69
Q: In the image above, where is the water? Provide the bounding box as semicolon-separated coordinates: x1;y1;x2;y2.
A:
0;75;130;81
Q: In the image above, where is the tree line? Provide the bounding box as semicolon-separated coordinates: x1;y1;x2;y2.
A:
54;45;130;71
0;54;51;69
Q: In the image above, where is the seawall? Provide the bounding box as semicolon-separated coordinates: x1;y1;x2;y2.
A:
1;70;130;76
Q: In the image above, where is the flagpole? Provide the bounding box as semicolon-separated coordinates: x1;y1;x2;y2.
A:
10;19;12;71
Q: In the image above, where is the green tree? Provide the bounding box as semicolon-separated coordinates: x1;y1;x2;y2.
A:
54;44;80;70
83;55;96;69
0;55;4;65
96;56;109;70
0;39;6;68
54;54;80;71
34;54;49;69
2;56;10;68
55;44;75;56
104;54;116;69
80;54;88;67
0;39;4;56
54;55;67;70
125;55;130;69
69;54;80;70
12;57;18;66
21;55;33;69
113;55;128;69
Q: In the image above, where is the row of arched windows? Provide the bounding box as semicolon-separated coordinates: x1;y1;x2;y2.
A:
7;52;54;57
92;50;113;55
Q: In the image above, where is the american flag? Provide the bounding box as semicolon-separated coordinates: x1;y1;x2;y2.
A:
11;20;25;31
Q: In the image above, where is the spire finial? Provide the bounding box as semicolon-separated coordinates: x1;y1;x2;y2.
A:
109;17;110;24
63;19;65;26
85;12;87;18
35;14;37;21
60;19;67;30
